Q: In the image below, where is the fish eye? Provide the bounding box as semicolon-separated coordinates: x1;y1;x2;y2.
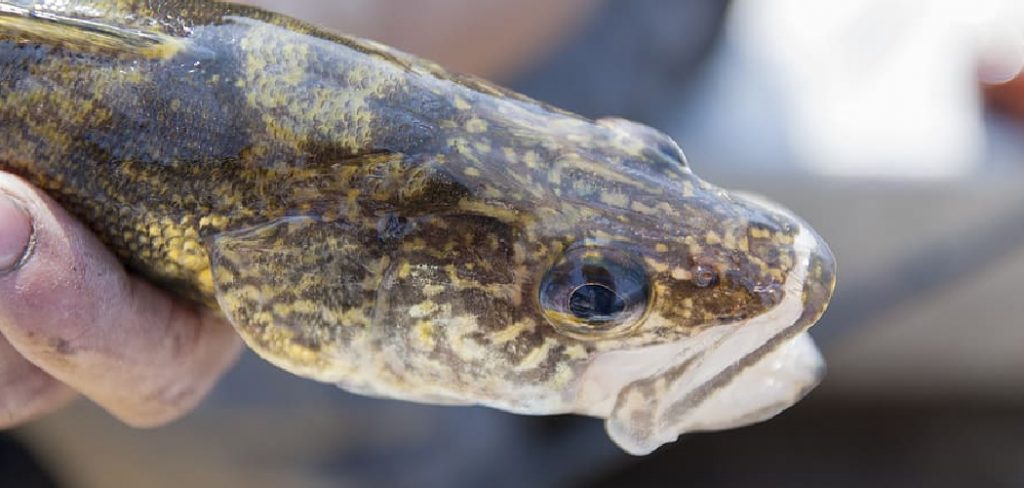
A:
569;283;625;321
540;247;650;339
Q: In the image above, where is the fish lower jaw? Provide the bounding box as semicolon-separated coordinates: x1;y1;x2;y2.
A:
576;222;824;455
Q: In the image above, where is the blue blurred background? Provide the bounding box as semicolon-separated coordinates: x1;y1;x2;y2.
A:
6;0;1024;486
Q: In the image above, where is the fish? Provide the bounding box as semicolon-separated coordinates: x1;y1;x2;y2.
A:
0;0;836;455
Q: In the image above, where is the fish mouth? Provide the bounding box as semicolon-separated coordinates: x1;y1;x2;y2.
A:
578;193;836;455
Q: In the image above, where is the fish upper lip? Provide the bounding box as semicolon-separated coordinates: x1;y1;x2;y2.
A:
796;228;837;329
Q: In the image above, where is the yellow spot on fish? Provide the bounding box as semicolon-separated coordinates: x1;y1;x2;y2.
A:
630;200;657;215
682;181;695;197
523;150;541;169
447;315;487;362
196;268;214;294
423;284;445;297
398;261;412;279
600;191;629;208
644;257;669;273
453;95;471;110
723;230;737;250
670;267;691;281
409;301;438;319
336;307;370;327
565;344;588;360
502;147;517;162
492;319;535;344
465;118;488;133
515;338;554;371
413;320;436;351
780;252;794;269
551;362;575;388
474;141;492;154
458;200;520;223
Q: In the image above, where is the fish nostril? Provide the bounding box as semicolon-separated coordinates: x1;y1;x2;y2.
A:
691;265;718;288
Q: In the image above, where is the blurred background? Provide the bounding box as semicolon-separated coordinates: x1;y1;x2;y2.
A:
5;0;1024;486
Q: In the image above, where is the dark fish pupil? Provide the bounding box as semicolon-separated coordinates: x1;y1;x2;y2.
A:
569;284;626;322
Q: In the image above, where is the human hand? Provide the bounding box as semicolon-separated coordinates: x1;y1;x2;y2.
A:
0;173;241;428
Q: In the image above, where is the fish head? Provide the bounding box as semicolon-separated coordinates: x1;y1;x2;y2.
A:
362;112;837;453
211;99;835;456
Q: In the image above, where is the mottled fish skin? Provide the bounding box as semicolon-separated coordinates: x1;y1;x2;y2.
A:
0;0;836;453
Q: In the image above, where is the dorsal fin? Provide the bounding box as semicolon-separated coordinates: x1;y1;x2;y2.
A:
0;2;186;59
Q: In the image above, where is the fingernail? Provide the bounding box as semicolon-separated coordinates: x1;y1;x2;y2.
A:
0;194;33;273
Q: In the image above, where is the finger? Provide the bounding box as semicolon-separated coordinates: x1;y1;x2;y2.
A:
0;331;77;429
0;193;76;428
0;173;242;427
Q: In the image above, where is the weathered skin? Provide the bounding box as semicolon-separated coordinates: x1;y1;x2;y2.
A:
0;0;835;454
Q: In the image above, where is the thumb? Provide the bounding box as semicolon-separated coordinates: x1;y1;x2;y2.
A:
0;172;242;427
0;188;76;428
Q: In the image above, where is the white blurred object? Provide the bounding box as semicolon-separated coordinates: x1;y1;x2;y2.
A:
723;0;1024;179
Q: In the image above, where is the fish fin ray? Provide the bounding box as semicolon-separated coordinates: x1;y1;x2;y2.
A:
0;3;185;58
209;215;382;380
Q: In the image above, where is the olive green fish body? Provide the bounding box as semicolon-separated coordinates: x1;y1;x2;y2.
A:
0;0;498;300
0;0;835;455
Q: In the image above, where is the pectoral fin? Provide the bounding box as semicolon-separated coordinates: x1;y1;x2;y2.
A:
209;216;387;381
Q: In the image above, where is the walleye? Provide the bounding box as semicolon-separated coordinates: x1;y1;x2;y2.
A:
0;0;835;454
